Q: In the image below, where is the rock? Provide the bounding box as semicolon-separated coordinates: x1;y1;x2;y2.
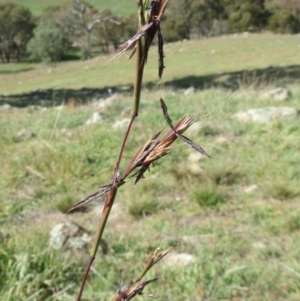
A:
96;94;117;113
215;136;228;144
17;129;36;141
243;31;249;38
49;222;92;250
259;87;292;102
163;253;196;268
0;104;11;111
184;86;195;95
85;112;105;126
243;184;258;194
181;234;215;245
55;105;65;111
187;152;207;175
234;107;298;123
252;241;267;250
188;121;202;135
119;85;131;92
113;118;130;130
121;107;132;117
27;105;42;112
188;152;207;163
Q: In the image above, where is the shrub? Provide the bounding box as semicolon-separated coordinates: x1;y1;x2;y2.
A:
268;9;300;33
27;21;69;63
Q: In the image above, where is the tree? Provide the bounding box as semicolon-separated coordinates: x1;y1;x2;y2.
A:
266;0;300;33
223;0;269;32
94;11;137;53
27;21;69;63
164;0;194;41
163;0;226;41
0;2;35;63
268;9;300;33
66;0;120;59
190;0;225;37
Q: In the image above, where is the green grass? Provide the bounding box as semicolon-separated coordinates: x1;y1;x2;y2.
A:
1;33;300;95
1;31;300;301
10;0;135;16
1;84;300;300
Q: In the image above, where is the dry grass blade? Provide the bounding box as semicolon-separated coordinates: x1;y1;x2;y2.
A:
116;23;154;58
158;26;165;78
116;276;161;301
115;244;177;301
160;98;211;158
67;183;116;213
134;164;151;184
114;0;169;79
122;130;162;181
177;134;212;158
160;98;175;130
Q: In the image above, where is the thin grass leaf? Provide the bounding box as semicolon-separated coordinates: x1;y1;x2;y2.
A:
160;98;174;129
116;23;154;58
160;98;211;158
114;0;169;79
158;25;165;78
134;165;150;184
177;134;212;158
67;183;116;213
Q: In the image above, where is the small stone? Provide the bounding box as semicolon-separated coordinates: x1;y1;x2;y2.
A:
215;136;228;144
0;104;11;110
184;86;195;95
49;222;92;250
113;118;130;130
188;152;207;163
252;241;267;250
85;112;105;126
17;129;36;141
163;253;196;268
234;107;298;123
243;184;258;194
259;87;292;102
188;121;202;134
181;234;214;245
121;107;132;117
55;105;64;111
187;152;207;175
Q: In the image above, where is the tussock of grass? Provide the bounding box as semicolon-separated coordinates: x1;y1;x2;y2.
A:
191;185;226;208
127;196;160;218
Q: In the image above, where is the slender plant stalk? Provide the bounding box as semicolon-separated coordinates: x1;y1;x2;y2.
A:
76;3;147;301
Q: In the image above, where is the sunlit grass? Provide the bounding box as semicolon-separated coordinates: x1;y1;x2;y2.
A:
12;0;134;16
1;33;300;95
1;85;300;300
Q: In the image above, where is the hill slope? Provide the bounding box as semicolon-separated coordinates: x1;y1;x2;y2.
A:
12;0;134;15
1;33;300;95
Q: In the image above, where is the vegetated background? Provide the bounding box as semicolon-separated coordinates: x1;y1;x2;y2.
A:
1;1;300;301
1;0;300;64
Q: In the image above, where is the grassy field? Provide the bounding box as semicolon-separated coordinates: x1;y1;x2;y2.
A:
10;0;134;16
1;33;300;301
1;33;300;95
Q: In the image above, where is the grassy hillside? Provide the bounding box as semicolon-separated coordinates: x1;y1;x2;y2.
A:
1;86;300;300
1;31;300;301
1;33;300;95
11;0;134;15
